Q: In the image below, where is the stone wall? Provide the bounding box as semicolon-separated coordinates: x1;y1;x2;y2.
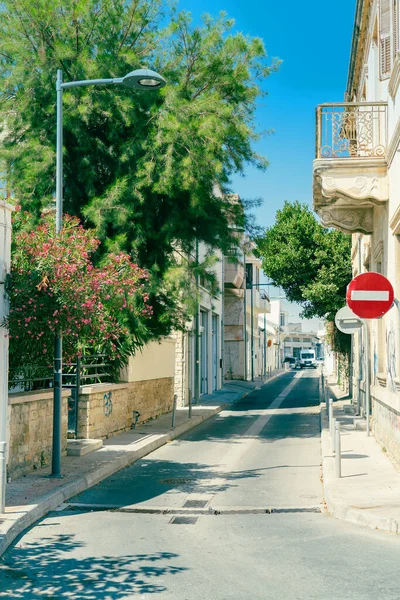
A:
77;377;174;440
8;390;69;480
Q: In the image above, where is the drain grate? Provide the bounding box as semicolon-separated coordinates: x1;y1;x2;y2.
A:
183;500;208;508
159;478;196;485
170;516;198;525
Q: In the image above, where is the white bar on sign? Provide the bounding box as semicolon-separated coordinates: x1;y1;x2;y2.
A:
351;290;389;301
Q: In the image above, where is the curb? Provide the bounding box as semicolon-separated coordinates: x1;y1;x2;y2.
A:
0;374;291;557
320;402;400;534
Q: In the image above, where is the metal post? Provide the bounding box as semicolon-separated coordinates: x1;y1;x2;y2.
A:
250;282;254;381
331;417;336;453
52;69;63;477
263;312;267;378
329;398;334;438
335;421;341;477
364;321;370;436
349;334;353;401
243;255;247;381
193;239;200;409
74;355;81;438
357;237;362;415
0;441;6;513
172;394;177;428
221;254;225;386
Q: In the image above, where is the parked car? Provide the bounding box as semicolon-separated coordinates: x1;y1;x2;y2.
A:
283;357;300;369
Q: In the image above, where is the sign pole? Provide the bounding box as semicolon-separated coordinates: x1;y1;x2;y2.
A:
364;320;370;436
346;272;395;435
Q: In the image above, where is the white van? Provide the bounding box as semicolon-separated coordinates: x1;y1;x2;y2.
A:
299;349;317;369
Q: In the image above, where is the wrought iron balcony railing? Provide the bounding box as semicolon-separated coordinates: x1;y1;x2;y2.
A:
315;102;387;159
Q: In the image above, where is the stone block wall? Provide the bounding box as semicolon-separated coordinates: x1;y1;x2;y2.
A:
77;377;174;440
8;390;69;480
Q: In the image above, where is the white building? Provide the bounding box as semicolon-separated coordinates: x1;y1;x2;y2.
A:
174;243;224;406
312;0;400;462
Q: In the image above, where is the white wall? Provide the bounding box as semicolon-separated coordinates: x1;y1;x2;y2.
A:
0;201;12;473
121;338;176;383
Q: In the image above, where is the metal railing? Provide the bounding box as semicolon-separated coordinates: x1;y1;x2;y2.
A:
9;355;112;437
315;102;387;159
8;354;111;393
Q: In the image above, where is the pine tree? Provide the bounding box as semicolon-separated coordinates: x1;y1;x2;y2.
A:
0;1;276;336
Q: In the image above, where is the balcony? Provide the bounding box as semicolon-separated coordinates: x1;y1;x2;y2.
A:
313;102;388;234
224;255;244;293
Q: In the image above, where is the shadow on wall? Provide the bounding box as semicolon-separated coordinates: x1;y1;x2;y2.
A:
0;533;187;598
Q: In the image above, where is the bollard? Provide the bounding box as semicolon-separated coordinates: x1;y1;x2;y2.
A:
172;394;177;428
335;421;341;478
331;417;336;453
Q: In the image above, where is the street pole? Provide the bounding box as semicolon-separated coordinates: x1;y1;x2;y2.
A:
243;254;247;381
251;281;254;381
221;254;225;387
52;69;64;477
193;239;200;407
51;67;165;474
263;312;267;377
364;320;370;436
0;202;12;512
357;237;362;415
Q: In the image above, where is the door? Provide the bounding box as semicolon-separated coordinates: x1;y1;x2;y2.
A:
212;314;218;391
200;311;208;395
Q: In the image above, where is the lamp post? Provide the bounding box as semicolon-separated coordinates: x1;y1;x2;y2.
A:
52;68;165;477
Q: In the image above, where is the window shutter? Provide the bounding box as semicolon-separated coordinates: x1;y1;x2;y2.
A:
394;0;399;58
380;0;392;77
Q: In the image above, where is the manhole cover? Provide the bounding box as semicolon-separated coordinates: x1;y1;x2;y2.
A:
159;478;196;485
183;500;208;508
170;516;198;525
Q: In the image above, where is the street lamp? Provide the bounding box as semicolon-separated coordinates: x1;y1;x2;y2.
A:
52;68;165;477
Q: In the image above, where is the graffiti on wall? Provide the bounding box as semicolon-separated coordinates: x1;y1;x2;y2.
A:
387;321;397;393
104;391;113;417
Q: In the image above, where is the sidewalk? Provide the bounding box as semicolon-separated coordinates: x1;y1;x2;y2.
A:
0;371;285;557
321;381;400;534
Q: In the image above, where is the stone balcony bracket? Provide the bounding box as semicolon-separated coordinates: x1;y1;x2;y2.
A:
313;158;388;234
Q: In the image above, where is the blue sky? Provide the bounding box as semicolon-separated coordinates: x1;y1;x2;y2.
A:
178;0;356;331
177;0;356;229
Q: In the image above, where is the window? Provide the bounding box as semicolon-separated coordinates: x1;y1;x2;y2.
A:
380;0;392;78
292;337;300;342
245;264;253;288
303;337;311;343
280;312;286;327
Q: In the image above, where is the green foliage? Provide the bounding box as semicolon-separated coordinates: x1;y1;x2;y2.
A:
325;320;351;358
3;211;151;372
0;1;277;336
256;201;352;322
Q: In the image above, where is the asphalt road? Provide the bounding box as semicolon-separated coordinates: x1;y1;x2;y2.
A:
1;370;400;599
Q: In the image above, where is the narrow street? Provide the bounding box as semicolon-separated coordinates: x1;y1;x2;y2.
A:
1;371;400;599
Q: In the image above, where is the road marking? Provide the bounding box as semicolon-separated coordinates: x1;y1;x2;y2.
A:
350;290;389;301
198;372;304;487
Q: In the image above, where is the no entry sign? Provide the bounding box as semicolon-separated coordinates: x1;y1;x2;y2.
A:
346;272;394;319
335;306;363;334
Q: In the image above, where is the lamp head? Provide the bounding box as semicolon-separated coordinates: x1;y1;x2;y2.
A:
122;69;166;90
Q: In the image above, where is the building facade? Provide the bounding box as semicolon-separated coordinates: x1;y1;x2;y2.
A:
313;0;400;461
174;243;224;406
224;249;270;381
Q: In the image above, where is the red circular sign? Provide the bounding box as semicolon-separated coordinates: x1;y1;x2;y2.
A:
346;272;394;319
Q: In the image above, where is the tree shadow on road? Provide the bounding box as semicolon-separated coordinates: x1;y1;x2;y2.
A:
0;533;186;599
